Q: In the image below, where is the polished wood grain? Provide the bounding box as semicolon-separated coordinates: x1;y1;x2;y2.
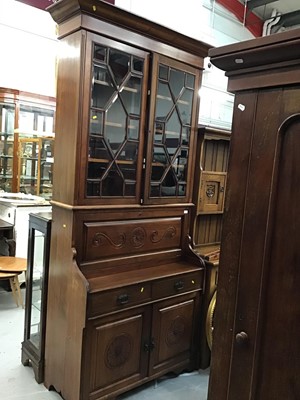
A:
192;126;230;248
0;256;27;272
45;1;209;399
208;28;300;400
48;0;210;60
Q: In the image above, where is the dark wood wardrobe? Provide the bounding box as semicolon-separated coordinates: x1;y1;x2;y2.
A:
208;28;300;400
44;1;210;399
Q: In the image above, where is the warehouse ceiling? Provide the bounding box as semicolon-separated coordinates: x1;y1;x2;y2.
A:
244;0;300;33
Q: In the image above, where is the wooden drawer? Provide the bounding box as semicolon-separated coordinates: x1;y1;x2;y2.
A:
152;271;203;300
88;283;151;317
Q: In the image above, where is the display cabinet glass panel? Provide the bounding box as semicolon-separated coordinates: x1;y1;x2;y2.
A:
86;40;146;201
0;103;15;191
21;212;52;383
17;137;54;199
149;64;195;198
19;105;54;135
0;88;56;194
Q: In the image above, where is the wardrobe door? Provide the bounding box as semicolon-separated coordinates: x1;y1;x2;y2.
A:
209;87;300;400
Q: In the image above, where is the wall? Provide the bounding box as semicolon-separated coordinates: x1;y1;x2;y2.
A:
115;0;255;129
0;0;255;128
115;0;254;46
0;0;57;97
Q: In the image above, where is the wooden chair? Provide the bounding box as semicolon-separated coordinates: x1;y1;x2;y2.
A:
0;238;25;308
0;271;24;307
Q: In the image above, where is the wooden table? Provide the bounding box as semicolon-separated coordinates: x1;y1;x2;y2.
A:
0;256;27;272
0;256;27;307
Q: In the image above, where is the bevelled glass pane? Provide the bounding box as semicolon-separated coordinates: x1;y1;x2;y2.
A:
89;138;110;159
186;73;195;89
165;138;180;158
132;57;143;73
120;75;142;115
155;82;173;120
92;65;115;108
102;166;123;196
150;184;160;197
172;160;186;182
154;122;164;143
179;184;186;196
177;148;189;181
125;184;136;196
0;104;15;134
128;118;139;140
151;165;165;181
88;162;108;179
109;49;130;86
159;65;168;80
161;169;177;196
182;126;190;145
165;111;181;157
90;110;103;136
169;69;184;99
94;44;106;62
105;98;126;154
177;88;194;125
119;142;138;161
119;163;137;181
152;146;168;165
87;181;100;196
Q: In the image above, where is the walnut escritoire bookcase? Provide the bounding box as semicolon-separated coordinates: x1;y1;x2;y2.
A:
44;1;210;399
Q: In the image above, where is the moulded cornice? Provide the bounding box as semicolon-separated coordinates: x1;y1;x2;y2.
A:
209;27;300;73
47;0;211;58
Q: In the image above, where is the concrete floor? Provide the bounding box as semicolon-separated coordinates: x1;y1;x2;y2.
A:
0;287;209;400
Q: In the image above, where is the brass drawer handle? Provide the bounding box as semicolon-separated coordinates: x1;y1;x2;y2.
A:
117;294;129;305
174;280;184;291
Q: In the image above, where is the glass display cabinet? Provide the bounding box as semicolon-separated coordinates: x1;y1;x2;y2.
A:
0;102;15;192
86;49;196;203
0;88;55;195
17;137;54;199
21;212;52;383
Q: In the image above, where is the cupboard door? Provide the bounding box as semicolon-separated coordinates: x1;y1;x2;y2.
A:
144;54;201;204
81;33;150;205
84;306;150;399
209;87;300;400
198;171;226;213
149;293;199;377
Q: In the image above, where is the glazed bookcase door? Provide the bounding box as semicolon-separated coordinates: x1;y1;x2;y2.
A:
144;54;201;205
18;138;41;195
0;102;15;191
80;33;149;205
39;138;54;200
